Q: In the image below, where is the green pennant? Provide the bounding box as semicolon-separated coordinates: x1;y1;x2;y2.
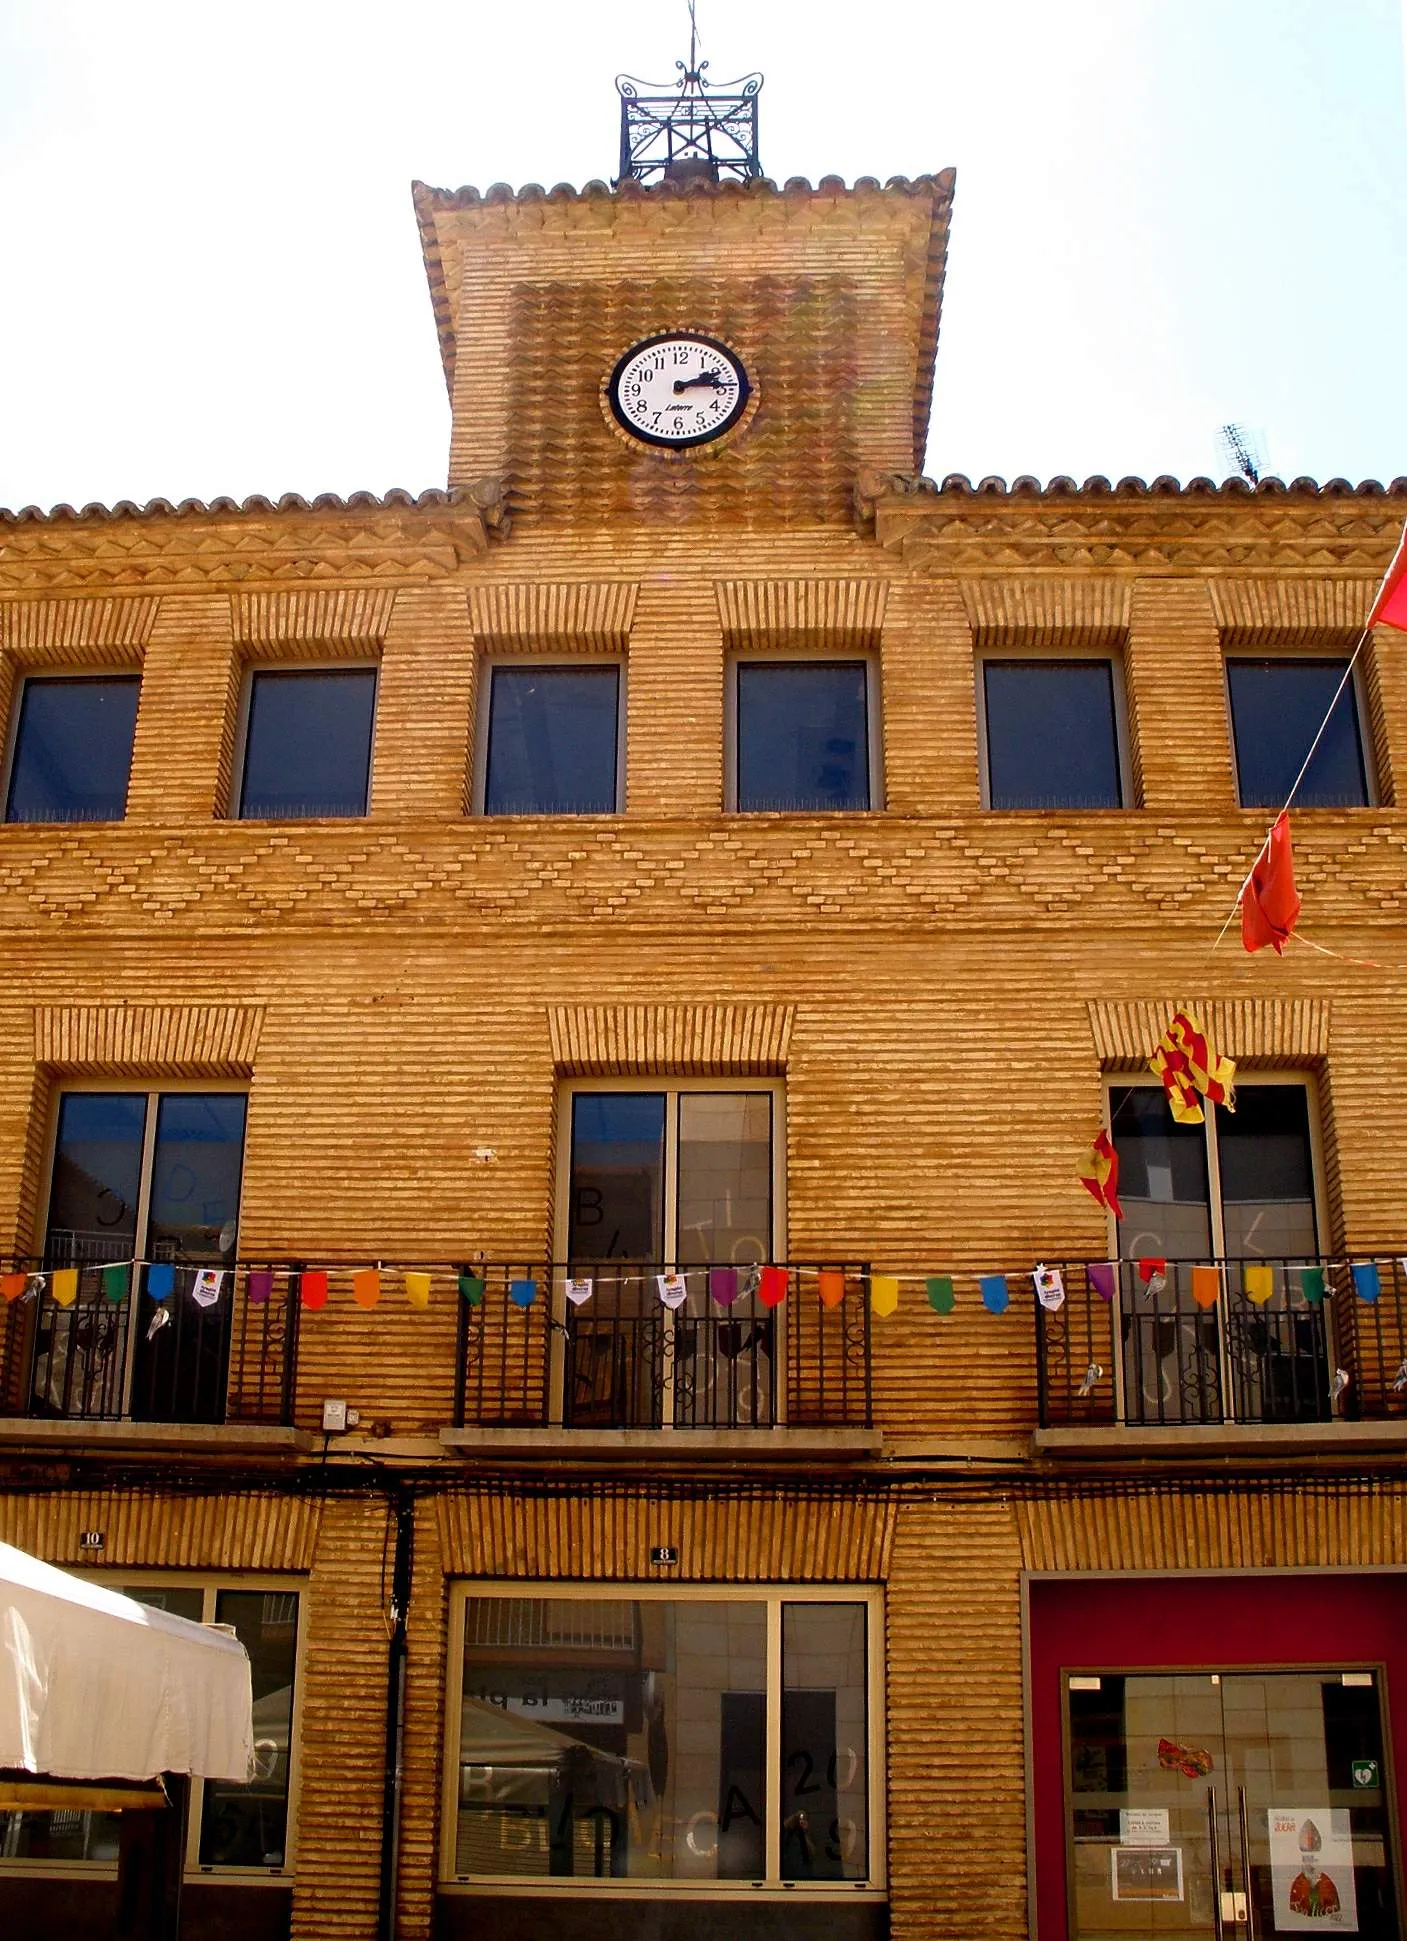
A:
926;1274;956;1315
458;1272;486;1307
1295;1265;1327;1306
101;1263;130;1306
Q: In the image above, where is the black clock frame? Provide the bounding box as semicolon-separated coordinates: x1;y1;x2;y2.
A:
605;331;752;450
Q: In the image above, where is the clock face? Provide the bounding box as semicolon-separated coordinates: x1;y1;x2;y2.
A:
606;332;751;449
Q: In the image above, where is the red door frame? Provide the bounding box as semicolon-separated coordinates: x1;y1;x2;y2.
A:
1028;1573;1407;1941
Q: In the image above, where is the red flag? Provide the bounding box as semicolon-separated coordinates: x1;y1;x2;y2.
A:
1369;521;1407;632
1241;812;1301;954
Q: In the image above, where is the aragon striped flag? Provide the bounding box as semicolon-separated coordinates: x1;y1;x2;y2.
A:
1369;521;1407;632
1149;1009;1237;1122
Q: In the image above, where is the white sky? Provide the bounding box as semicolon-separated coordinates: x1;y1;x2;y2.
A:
0;0;1404;512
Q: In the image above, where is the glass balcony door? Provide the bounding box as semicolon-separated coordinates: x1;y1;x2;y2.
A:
1067;1668;1398;1941
1109;1085;1324;1426
560;1087;778;1428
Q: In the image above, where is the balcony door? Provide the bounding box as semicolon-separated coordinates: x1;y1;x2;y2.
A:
1067;1667;1398;1941
557;1084;781;1428
31;1090;246;1423
1109;1082;1328;1426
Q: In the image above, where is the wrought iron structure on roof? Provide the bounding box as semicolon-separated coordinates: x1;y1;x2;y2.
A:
615;3;762;185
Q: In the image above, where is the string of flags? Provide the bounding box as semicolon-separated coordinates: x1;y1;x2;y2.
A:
2;1252;1399;1322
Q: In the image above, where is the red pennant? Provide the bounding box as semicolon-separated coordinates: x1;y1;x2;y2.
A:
1369;521;1407;632
758;1266;789;1308
1241;813;1301;955
299;1269;329;1311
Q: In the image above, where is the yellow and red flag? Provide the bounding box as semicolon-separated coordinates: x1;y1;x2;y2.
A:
1369;521;1407;632
1079;1128;1123;1219
1150;1009;1237;1125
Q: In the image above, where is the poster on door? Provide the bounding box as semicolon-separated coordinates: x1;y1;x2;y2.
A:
1268;1808;1358;1931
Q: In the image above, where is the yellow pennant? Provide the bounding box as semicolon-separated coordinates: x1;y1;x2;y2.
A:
870;1274;900;1317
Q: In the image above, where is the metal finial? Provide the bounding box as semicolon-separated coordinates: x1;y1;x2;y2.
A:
615;2;762;185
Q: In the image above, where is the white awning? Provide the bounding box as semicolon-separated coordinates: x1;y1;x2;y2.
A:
0;1542;254;1783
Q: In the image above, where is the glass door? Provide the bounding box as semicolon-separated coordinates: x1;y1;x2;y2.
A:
1067;1669;1399;1941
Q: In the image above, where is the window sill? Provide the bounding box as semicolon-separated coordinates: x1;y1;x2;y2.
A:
0;1416;314;1456
1032;1420;1407;1460
439;1425;881;1463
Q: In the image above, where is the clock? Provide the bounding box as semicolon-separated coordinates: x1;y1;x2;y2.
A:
605;331;752;450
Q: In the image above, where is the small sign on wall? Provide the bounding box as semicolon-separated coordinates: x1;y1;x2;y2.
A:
78;1531;105;1552
1120;1808;1171;1846
649;1545;679;1567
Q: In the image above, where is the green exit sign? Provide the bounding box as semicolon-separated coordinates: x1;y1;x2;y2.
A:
1352;1760;1379;1789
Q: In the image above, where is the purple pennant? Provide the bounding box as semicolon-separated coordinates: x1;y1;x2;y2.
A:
246;1270;273;1307
709;1267;740;1308
1087;1262;1116;1302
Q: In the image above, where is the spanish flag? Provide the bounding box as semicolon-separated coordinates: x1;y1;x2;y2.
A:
1150;1009;1237;1124
1079;1128;1123;1219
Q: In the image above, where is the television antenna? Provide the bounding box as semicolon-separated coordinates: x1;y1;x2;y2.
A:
1217;422;1267;485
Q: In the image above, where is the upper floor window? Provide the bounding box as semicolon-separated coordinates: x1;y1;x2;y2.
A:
236;665;376;819
730;658;877;812
1226;657;1371;808
445;1586;880;1890
981;657;1126;809
30;1088;247;1425
479;662;623;815
1;1577;300;1876
3;673;140;824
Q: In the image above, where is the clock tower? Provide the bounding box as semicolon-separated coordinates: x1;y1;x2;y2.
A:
412;41;954;533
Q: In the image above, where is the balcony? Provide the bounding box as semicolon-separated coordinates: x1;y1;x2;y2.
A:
0;1255;299;1438
1035;1255;1407;1448
452;1261;874;1440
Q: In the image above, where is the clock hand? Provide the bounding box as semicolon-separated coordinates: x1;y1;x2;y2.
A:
672;370;728;393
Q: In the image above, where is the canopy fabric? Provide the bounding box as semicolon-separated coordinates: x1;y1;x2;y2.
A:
0;1542;254;1783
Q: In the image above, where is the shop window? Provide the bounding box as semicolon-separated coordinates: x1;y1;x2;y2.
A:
4;673;140;824
730;659;877;812
0;1579;301;1876
559;1082;779;1428
981;658;1126;809
1226;657;1371;808
445;1588;879;1890
479;662;623;815
1107;1080;1325;1426
236;665;377;818
30;1089;246;1424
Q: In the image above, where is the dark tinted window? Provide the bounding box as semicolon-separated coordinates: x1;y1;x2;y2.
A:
5;675;139;823
484;664;620;814
1227;659;1368;808
568;1092;666;1260
736;661;870;812
238;667;376;818
984;660;1122;809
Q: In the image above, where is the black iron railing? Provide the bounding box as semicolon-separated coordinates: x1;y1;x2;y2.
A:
1036;1256;1407;1430
454;1262;872;1432
0;1256;299;1428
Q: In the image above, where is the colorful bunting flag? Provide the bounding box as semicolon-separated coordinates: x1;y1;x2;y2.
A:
0;1272;26;1304
458;1272;486;1306
1242;812;1302;955
1138;1257;1167;1300
1242;1263;1274;1306
1086;1262;1115;1302
1033;1264;1065;1311
1294;1265;1326;1306
758;1266;788;1308
51;1267;79;1308
564;1276;594;1306
351;1268;381;1310
299;1270;329;1311
709;1267;739;1308
926;1274;956;1314
404;1272;431;1309
246;1270;273;1306
509;1277;538;1308
1368;520;1407;631
657;1272;689;1309
1079;1129;1124;1218
870;1274;900;1317
816;1269;846;1309
1191;1266;1221;1310
1351;1261;1381;1304
1149;1009;1237;1125
101;1263;130;1306
191;1268;225;1310
147;1263;175;1303
980;1273;1010;1315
